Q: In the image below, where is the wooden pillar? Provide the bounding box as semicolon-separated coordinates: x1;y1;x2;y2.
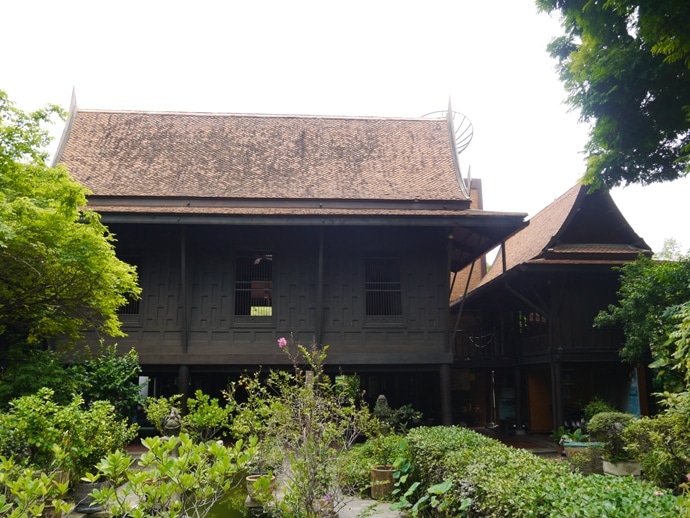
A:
316;228;324;347
550;348;563;432
180;226;189;354
439;364;453;425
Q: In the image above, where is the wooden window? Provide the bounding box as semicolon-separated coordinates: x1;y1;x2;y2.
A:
117;296;140;316
117;255;141;319
235;253;273;317
365;258;402;318
518;310;548;336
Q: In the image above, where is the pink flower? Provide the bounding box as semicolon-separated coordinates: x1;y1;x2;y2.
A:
277;337;287;348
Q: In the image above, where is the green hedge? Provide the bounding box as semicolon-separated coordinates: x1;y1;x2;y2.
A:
403;426;682;517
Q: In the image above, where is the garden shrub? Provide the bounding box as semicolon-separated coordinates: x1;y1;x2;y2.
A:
89;433;256;517
0;343;143;421
583;397;616;422
225;370;286;474
224;338;379;517
183;389;234;442
71;344;143;421
144;390;233;442
550;475;679;517
0;388;137;484
624;412;690;491
587;411;637;461
401;426;679;517
405;426;491;484
0;346;79;408
0;455;73;517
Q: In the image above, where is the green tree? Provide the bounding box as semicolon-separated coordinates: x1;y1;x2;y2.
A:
595;254;690;390
0;343;142;418
0;346;79;407
536;0;690;189
656;237;686;261
0;91;140;345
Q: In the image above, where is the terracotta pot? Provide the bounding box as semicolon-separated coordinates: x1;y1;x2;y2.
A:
245;473;275;501
370;465;396;500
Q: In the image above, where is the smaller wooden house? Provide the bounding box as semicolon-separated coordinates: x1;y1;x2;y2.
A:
451;184;652;433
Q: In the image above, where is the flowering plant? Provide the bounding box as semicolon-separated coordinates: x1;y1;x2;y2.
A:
241;335;377;517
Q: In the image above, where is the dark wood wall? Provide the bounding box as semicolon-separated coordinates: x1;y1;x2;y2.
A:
452;269;624;363
103;223;452;367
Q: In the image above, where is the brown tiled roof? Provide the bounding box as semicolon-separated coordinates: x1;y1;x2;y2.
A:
56;110;467;203
479;184;582;284
452;184;651;304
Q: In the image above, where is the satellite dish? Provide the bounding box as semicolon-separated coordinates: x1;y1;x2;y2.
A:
423;101;474;198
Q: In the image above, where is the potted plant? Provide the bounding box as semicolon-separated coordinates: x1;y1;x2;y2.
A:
366;434;405;500
587;411;641;476
559;428;597;457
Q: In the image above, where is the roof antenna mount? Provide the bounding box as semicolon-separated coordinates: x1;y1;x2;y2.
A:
422;99;474;198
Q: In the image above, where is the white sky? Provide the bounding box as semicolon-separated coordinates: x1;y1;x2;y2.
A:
4;0;689;254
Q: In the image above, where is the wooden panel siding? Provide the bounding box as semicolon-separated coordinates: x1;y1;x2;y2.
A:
551;273;622;353
93;223;452;366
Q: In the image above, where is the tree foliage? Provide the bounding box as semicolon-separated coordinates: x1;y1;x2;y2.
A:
71;344;143;420
536;0;690;188
0;91;140;345
0;343;142;421
595;254;690;390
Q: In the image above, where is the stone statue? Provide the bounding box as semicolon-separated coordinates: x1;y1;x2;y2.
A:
162;407;182;436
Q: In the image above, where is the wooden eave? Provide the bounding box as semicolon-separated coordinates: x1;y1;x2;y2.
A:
86;195;526;272
452;259;626;310
84;195;472;212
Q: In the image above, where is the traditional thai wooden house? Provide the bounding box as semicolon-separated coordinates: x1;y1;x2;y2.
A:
450;184;652;433
54;104;526;424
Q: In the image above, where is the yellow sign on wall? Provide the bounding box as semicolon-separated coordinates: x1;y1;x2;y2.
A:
250;306;272;317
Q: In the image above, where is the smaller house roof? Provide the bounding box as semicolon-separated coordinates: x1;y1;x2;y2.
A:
453;183;651;304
